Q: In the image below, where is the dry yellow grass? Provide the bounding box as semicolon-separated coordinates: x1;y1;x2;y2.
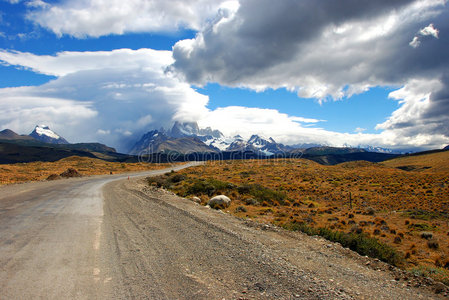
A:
168;157;449;274
382;150;449;173
0;156;174;185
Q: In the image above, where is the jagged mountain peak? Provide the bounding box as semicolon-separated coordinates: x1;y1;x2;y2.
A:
128;129;169;155
170;121;200;138
248;134;276;145
129;122;288;156
29;125;69;144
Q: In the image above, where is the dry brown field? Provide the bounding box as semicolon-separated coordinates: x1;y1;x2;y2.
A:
163;152;449;283
0;156;173;185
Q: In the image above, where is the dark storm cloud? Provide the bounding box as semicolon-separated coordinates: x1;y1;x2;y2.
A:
172;0;449;145
172;0;417;86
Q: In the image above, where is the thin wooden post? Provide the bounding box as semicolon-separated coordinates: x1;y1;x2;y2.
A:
349;192;352;210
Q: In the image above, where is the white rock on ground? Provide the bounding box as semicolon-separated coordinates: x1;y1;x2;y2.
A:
208;195;231;209
190;196;201;203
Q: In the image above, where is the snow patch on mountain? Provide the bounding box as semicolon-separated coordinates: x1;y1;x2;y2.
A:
35;125;61;139
29;125;69;144
129;121;402;156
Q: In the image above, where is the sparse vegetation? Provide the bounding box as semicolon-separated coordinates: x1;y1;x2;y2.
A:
283;222;404;267
0;156;173;185
149;153;449;284
410;265;449;286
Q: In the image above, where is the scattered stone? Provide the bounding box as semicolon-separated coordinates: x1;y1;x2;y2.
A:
190;196;201;204
434;282;446;294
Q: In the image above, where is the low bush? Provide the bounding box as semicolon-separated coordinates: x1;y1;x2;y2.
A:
427;239;440;250
186;178;235;197
146;171;187;189
238;183;287;205
147;176;170;188
235;206;247;213
283;222;404;267
408;223;434;231
402;209;449;221
410;265;449;286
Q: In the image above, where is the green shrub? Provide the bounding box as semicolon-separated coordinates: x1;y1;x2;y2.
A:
410;265;449;286
146;172;187;189
402;210;449;221
408;223;434;231
169;173;186;183
235;206;247;213
238;183;287;205
283;222;404;267
186;178;235;196
147;176;170;188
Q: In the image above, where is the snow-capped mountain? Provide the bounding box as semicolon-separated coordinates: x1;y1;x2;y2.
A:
227;134;292;155
129;128;216;155
170;121;224;140
129;130;168;154
170;121;200;138
130;121;295;156
167;122;292;155
356;145;403;154
203;135;236;151
29;125;69;144
130;121;402;157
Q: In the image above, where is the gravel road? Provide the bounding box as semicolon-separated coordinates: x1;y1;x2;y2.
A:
0;163;446;299
0;163;198;299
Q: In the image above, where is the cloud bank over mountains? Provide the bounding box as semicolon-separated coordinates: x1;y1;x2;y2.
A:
172;0;449;147
0;0;448;152
0;49;210;151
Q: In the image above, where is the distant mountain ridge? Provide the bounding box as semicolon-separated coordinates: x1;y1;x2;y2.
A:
0;129;35;141
129;121;399;161
0;127;124;163
129;121;293;155
0;124;405;165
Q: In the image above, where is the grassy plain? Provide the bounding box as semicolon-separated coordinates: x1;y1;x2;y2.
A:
0;156;172;185
153;151;449;283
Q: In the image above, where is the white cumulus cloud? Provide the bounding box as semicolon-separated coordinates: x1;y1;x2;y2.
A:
0;49;209;152
26;0;236;37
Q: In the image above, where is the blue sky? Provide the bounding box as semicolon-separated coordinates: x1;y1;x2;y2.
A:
0;0;448;152
199;84;398;135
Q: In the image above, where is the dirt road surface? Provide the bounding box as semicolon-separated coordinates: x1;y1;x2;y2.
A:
0;162;446;299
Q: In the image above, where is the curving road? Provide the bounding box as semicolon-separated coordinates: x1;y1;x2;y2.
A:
0;162;444;299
